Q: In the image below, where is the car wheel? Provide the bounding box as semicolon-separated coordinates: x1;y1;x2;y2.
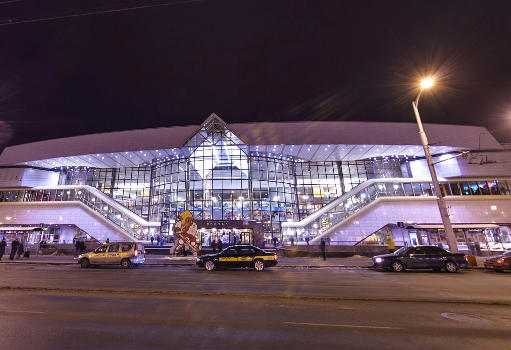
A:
204;260;215;271
120;259;131;269
254;259;265;271
445;261;458;273
391;260;405;272
80;258;90;268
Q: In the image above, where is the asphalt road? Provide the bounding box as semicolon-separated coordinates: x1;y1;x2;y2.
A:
0;264;509;350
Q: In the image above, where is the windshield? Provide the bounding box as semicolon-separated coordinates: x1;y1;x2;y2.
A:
393;247;408;255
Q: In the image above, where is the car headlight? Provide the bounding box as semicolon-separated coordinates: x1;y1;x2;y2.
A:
375;257;383;263
496;258;504;263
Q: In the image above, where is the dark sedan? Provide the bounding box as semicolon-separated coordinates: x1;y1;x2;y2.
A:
373;245;468;273
196;245;278;271
484;250;511;272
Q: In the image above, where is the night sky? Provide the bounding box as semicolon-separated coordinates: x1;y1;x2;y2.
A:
0;0;509;147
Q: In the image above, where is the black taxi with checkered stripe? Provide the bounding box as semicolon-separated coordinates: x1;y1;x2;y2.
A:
196;245;278;271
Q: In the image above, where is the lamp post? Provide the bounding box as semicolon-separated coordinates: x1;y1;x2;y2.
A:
412;78;458;253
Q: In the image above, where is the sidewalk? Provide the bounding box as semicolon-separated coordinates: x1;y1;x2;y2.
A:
0;254;487;269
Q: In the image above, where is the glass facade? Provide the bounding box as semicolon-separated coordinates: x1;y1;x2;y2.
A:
54;116;510;243
60;166;152;220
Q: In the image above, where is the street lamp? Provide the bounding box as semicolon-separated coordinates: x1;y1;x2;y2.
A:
412;77;458;253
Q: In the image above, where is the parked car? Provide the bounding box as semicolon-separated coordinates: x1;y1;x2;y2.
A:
484;250;511;272
196;245;278;271
372;245;468;273
78;242;145;269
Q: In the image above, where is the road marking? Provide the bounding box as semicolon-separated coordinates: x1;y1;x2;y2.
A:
284;321;402;330
0;310;45;314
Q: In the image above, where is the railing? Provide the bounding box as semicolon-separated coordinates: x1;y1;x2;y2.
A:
0;185;160;241
282;178;511;242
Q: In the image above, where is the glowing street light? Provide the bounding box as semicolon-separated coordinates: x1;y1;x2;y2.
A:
412;77;458;253
420;77;434;89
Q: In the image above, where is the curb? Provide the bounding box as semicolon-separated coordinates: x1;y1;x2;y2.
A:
0;261;486;270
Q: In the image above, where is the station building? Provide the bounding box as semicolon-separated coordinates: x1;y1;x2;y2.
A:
0;114;509;253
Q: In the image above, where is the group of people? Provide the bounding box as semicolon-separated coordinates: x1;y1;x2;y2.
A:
74;240;87;257
150;235;166;246
0;237;27;260
210;237;224;253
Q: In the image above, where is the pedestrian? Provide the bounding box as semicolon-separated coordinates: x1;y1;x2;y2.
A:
211;237;217;253
79;240;86;254
16;240;24;259
105;238;110;244
217;237;223;252
74;239;81;257
10;238;19;260
320;238;326;260
326;237;331;245
272;236;278;248
150;236;154;245
386;235;395;253
290;236;295;246
156;235;161;246
0;237;6;260
305;236;310;246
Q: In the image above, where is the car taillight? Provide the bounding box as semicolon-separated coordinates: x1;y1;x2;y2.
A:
274;253;278;260
134;250;138;256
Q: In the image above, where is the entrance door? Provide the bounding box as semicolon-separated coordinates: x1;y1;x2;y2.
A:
419;231;429;245
240;229;253;245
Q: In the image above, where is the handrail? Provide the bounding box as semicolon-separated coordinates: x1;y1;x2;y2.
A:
282;177;511;241
283;177;510;229
0;185;160;240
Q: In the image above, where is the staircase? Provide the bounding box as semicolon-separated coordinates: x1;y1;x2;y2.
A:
0;185;160;242
282;178;511;244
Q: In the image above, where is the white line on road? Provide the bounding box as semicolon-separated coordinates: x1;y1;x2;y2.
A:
284;321;402;330
0;310;45;314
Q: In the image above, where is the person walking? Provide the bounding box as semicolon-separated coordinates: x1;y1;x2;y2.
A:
0;237;6;260
217;237;223;252
74;240;81;258
386;235;395;253
79;240;86;254
320;238;326;260
16;240;24;259
10;238;19;260
272;236;278;248
211;237;217;253
150;236;154;245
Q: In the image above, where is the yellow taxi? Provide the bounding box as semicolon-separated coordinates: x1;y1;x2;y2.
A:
78;242;145;269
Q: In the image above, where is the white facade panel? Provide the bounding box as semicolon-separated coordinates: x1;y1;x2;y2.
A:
0;202;140;243
0;168;59;187
409;151;511;179
327;197;511;243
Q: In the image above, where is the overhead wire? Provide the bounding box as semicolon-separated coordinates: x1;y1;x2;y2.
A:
0;0;201;27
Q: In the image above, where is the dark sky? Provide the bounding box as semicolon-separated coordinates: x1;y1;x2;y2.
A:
0;0;509;147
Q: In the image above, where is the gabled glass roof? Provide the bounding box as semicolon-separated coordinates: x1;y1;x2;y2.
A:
183;114;249;156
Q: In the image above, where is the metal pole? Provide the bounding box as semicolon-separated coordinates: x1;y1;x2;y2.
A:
412;96;458;253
